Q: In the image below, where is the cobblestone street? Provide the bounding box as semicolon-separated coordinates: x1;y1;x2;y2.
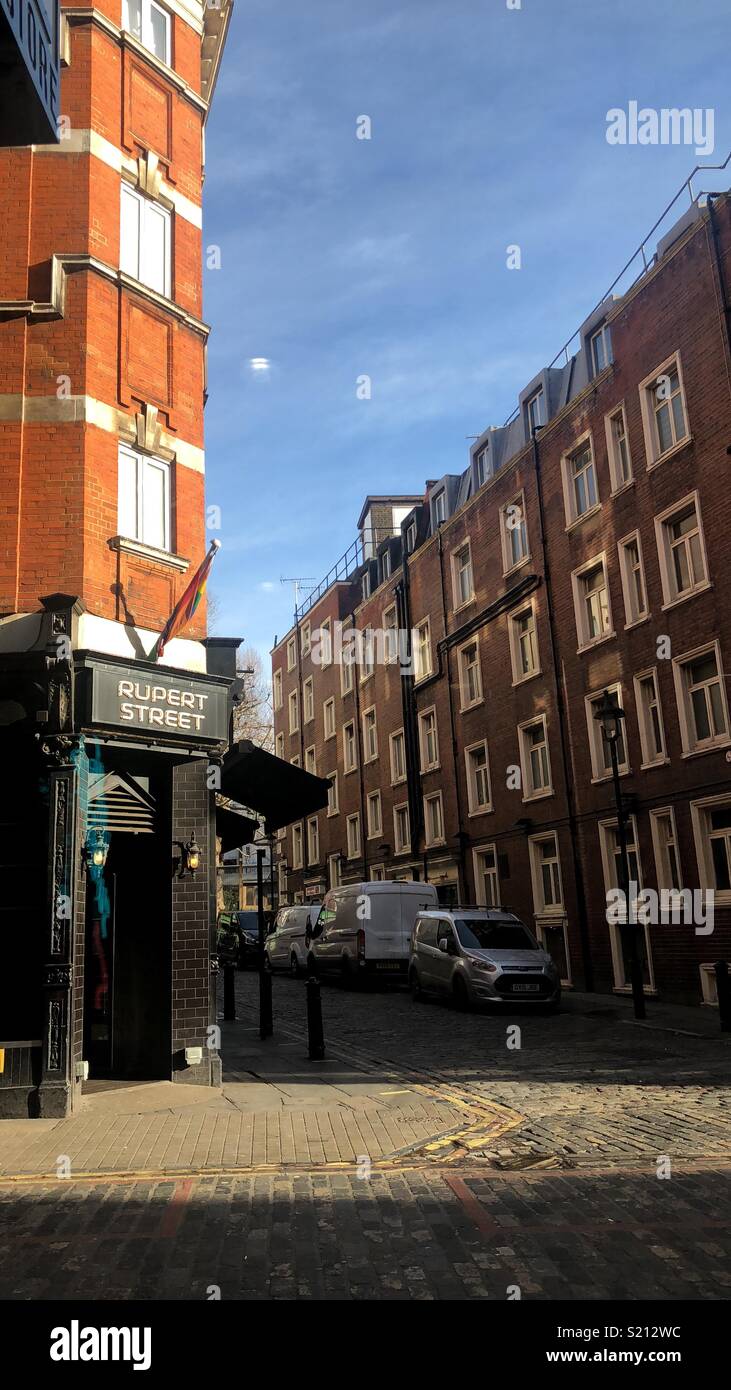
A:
1;973;730;1301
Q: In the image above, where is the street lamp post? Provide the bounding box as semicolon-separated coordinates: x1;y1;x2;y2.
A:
594;690;646;1020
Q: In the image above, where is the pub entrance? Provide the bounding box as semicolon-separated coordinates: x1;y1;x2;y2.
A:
83;766;171;1081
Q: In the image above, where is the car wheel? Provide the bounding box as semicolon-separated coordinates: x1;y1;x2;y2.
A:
290;952;301;979
452;974;471;1011
409;967;423;1002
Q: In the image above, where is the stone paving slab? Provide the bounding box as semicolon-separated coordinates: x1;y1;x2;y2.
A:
0;1164;729;1300
0;1025;470;1178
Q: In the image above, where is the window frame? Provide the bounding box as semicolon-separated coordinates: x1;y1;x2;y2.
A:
649;806;683;896
571;552;614;652
342;719;358;773
508;597;540;685
389;728;407;785
418;706;440;773
120;180;172;298
326;773;339;817
604;402;633;493
617;529;649;628
288;689;299;734
672;640;731;756
307;816;319;865
451;539;475;611
525;388;544;436
323;697;336;740
393;802;411;855
286;638;296;672
691;794;731;905
303;676;314;724
585;682;630;782
273;669;283;711
500;490;530;576
517;714;553;801
465;739;492;815
633;667;667;768
291;822;303;871
472;843;500;908
654;490;710;610
346;813;361;860
561;431;600;529
639;350;690;468
362;706;378;763
117;442;171;553
423;791;445;847
413;618;432;682
528;832;565;916
456;636;483;710
122;0;172;64
366;791;383;840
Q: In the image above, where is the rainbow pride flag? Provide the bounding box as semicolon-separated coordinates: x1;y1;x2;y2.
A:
149;539;220;662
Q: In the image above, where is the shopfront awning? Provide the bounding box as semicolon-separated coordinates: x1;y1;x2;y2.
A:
220;740;331;833
215;800;259;853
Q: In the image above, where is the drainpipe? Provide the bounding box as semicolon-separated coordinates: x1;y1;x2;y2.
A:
395;532;423;871
531;429;594;991
349;608;368;882
436;530;467;899
705;194;731;384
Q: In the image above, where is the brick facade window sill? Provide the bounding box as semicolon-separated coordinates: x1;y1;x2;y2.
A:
108;535;189;571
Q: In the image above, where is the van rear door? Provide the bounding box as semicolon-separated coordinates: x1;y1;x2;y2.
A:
364;891;403;964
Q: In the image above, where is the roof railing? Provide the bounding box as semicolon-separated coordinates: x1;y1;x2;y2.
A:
501;153;730;427
294;526;400;620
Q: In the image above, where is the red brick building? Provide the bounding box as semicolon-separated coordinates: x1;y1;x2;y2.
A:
0;0;237;1116
272;186;731;1007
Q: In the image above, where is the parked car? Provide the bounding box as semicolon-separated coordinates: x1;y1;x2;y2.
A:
217;910;261;969
264;903;322;976
306;881;439;984
409;908;561;1010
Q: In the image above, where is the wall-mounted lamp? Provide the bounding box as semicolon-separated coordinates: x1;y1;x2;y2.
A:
181;832;201;877
83;829;109;872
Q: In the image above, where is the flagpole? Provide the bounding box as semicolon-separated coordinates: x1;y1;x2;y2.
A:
148;538;221;663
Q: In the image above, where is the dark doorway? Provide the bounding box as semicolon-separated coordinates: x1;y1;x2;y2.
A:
83;770;171;1080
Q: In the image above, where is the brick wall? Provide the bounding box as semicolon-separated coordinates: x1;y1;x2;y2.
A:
273;195;731;1005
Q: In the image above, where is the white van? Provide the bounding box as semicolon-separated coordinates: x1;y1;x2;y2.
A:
306;881;439;983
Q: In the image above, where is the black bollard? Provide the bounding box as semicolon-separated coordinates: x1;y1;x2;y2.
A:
223;962;236;1021
306;975;325;1060
259;961;273;1040
715;960;731;1032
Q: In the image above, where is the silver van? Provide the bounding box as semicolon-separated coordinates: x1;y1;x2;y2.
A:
409;908;560;1010
264;903;321;977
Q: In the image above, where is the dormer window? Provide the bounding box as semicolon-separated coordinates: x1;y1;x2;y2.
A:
122;0;171;65
362;571;371;601
475;445;489;488
381;550;391;581
406;521;417;553
590;324;612;375
432;490;446;528
526;389;544;435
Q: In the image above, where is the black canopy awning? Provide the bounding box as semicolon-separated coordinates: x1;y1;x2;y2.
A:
215;800;259;852
220;740;331;833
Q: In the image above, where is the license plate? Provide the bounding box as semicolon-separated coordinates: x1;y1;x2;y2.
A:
512;982;540;993
376;962;400;970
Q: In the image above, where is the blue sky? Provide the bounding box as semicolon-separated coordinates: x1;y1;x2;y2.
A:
202;0;729;661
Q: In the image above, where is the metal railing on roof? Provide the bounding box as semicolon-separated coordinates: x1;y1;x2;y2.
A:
294;527;399;620
502;153;731;427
